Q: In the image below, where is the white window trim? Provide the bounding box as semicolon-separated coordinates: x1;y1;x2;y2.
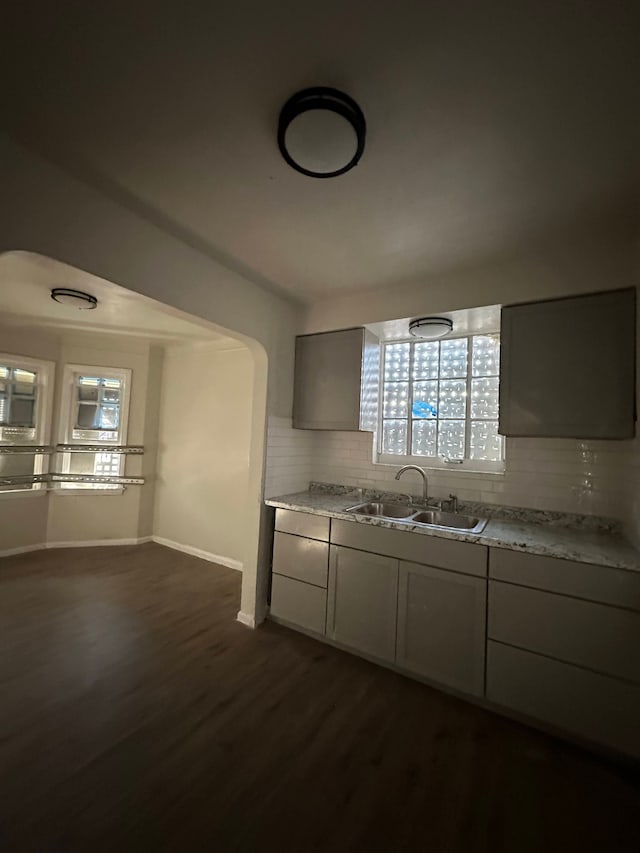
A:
377;334;505;474
0;352;55;494
55;363;132;496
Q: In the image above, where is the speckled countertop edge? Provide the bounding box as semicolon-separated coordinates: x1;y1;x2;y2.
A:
264;490;640;573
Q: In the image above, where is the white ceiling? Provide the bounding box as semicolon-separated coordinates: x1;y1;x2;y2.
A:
4;1;638;304
0;252;236;344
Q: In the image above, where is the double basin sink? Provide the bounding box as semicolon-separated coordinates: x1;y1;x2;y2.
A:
345;501;488;534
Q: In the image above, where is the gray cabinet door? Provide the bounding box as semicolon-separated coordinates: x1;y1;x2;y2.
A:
293;328;365;430
396;561;487;697
499;288;636;438
327;545;398;662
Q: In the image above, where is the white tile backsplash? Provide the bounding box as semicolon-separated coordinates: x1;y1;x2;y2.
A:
265;421;639;530
263;416;314;498
623;435;640;547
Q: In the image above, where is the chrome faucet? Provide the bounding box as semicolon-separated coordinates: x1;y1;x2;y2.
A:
395;465;429;506
446;493;459;513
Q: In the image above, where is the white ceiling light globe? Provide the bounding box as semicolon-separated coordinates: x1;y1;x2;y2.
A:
284;109;359;175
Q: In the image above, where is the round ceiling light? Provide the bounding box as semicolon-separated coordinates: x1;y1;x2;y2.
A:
409;317;453;340
50;288;98;310
278;87;366;178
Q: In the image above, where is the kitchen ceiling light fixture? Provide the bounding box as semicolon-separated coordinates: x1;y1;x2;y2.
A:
278;87;366;178
408;317;454;339
50;288;98;310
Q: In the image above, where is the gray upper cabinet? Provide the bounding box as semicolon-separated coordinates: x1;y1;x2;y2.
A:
293;328;379;430
499;288;636;439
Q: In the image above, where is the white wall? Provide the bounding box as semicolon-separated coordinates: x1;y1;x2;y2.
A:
302;225;636;335
1;134;302;623
153;342;253;568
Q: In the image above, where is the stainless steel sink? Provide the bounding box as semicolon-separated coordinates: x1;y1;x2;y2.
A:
411;510;487;534
345;501;415;519
345;501;487;534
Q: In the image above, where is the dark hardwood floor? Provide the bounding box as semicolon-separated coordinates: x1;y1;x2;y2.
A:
0;543;638;852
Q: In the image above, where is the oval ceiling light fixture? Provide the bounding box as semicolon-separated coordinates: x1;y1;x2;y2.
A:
50;288;98;310
409;317;453;340
278;87;366;178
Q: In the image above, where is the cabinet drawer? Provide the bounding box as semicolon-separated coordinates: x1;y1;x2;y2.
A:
270;574;327;635
275;508;330;541
330;519;487;577
273;532;328;588
487;641;640;758
490;548;640;611
489;581;640;684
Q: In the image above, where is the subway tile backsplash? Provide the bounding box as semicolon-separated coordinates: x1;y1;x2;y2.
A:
265;417;640;542
264;416;314;498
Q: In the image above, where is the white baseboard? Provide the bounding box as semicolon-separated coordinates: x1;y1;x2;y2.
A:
236;610;256;628
0;543;46;558
0;536;242;573
46;537;152;549
151;536;243;572
0;536;152;559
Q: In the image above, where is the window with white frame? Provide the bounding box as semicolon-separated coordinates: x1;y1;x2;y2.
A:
378;334;504;471
58;365;132;491
0;354;54;492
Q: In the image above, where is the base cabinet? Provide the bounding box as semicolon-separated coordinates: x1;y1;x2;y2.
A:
487;641;640;758
270;574;327;636
396;561;487;697
327;546;398;662
269;507;640;758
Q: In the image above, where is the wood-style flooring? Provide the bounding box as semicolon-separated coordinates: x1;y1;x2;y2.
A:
0;543;638;852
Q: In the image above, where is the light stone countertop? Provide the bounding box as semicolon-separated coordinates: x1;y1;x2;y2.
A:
264;489;640;573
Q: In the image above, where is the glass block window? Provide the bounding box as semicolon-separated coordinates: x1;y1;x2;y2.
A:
380;334;503;466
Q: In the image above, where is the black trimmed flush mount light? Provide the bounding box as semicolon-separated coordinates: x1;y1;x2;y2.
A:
409;317;453;340
278;87;366;178
50;288;98;310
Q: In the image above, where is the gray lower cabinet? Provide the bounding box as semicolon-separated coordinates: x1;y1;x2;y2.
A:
487;641;640;758
268;508;640;758
270;574;327;635
327;545;398;662
270;525;329;636
488;580;640;685
396;561;487;697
